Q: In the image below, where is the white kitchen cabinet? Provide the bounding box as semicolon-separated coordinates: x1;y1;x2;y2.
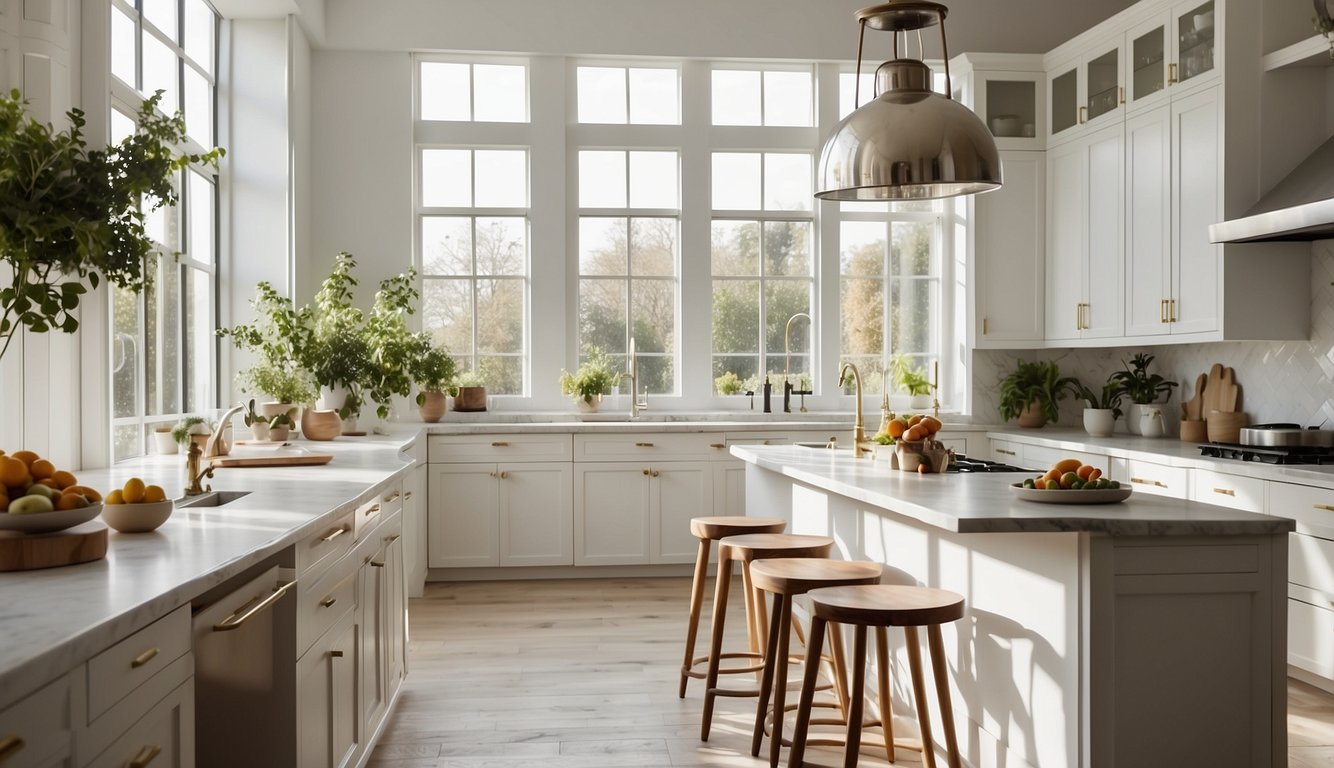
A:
1111;457;1190;498
1123;0;1220;115
1047;34;1124;146
574;460;713;565
427;462;574;568
1021;444;1110;475
1191;468;1265;512
1045;122;1123;342
403;462;427;597
83;679;193;768
296;610;358;768
1124;104;1173;336
972;150;1045;347
652;462;714;563
0;676;73;768
950;53;1046;150
383;529;407;688
356;537;387;741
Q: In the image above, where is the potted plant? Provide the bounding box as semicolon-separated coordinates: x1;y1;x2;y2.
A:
237;363;314;424
172;416;213;450
152;424;177;455
362;269;422;422
412;343;457;423
267;411;294;442
219;281;316;423
998;359;1079;428
452;370;488;412
1072;377;1126;438
243;399;270;441
305;252;371;425
715;371;746;396
0;91;223;364
1109;353;1179;435
891;354;935;410
560;345;622;412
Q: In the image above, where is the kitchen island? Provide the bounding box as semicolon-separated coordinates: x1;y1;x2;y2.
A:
734;444;1295;768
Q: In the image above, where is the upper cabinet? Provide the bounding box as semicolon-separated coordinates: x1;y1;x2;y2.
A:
1125;0;1220;114
1047;35;1125;145
952;54;1047;151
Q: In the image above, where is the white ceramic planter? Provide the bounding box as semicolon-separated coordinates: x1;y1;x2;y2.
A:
1083;408;1115;438
910;393;933;410
153;430;177;455
250;422;270;441
318;385;348;412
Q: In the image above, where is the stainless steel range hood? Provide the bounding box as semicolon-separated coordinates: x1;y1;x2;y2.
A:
1209;133;1334;243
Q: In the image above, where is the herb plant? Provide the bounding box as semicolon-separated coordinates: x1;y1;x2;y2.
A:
998;359;1079;424
560;346;623;405
1109;353;1178;405
362;268;422;419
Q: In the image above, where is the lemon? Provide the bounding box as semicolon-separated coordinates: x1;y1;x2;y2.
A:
106;489;126;505
122;477;146;504
143;484;167;503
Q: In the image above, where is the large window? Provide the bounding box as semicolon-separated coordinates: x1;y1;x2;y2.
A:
417;60;530;394
110;0;218;461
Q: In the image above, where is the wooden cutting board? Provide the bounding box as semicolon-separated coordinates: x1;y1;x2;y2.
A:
0;521;108;572
1204;363;1225;415
209;447;333;468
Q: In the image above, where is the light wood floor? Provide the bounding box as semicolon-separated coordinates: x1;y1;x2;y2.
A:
371;577;1334;767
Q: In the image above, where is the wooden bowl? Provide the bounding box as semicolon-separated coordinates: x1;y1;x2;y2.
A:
1179;419;1208;443
1206;410;1248;443
301;409;342;441
101;500;173;533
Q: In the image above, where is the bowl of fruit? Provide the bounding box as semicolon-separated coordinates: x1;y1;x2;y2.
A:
101;478;173;533
884;415;949;473
0;451;105;534
1010;458;1131;504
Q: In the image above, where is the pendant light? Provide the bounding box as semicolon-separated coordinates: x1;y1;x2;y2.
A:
816;1;1001;201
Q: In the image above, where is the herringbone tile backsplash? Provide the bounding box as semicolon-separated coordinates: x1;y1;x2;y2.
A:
973;241;1334;431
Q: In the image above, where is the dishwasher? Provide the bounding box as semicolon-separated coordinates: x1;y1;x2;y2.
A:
191;562;297;767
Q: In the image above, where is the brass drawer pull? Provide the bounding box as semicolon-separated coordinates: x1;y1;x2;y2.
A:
1078;105;1087;124
651;470;661;478
329;650;344;658
499;471;509;479
1130;477;1167;488
0;735;25;760
1313;504;1334;512
130;745;162;768
371;560;385;568
131;647;159;668
642;468;651;476
1168;62;1178;84
995;448;1016;457
491;441;509;447
404;491;413;500
1213;488;1235;497
383;534;401;544
214;582;294;632
319;526;347;543
635;442;654;447
365;503;381;518
709;443;724;449
320;596;338;608
383;491;400;503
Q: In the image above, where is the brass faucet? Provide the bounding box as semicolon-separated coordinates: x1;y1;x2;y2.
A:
628;337;648;418
184;440;215;496
783;313;813;413
838;362;875;458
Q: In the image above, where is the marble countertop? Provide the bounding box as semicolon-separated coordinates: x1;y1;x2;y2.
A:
423;414;996;435
733;445;1297;536
988;428;1334;490
0;432;420;707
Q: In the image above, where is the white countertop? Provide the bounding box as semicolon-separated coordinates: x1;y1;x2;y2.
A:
987;428;1334;490
732;444;1296;536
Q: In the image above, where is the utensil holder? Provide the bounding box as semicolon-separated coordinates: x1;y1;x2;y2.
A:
1179;419;1208;443
1205;410;1247;443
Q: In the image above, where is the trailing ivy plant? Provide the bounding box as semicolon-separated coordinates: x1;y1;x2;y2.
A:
0;90;223;361
362;268;422;419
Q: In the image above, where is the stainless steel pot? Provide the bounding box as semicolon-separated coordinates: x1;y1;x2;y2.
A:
1238;423;1334;447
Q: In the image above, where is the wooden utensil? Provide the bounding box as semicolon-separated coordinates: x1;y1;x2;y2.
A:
0;521;108;572
1205;364;1225;417
1185;372;1207;421
1220;367;1240;412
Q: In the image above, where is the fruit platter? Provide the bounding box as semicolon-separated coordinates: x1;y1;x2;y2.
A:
0;450;107;533
1009;458;1132;504
877;414;951;473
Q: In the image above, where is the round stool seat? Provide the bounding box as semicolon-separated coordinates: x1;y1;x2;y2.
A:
750;558;883;595
719;533;834;562
691;515;787;540
808;585;965;627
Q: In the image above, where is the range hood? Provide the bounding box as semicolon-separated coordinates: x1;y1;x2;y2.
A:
1209;133;1334;243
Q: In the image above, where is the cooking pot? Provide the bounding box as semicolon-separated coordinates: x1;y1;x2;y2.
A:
1238;423;1334;447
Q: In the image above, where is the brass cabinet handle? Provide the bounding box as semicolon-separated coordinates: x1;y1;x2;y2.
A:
319;526;347;543
1078;105;1087;124
129;745;162;768
982;317;989;335
642;468;650;476
0;736;23;761
1170;299;1177;322
491;441;509;447
1075;304;1081;331
1118;86;1125;104
1168;62;1178;84
364;503;381;518
651;470;661;478
329;650;343;658
383;490;400;503
995;448;1016;456
709;443;724;449
1314;504;1334;512
320;596;337;608
404;491;413;500
131;647;159;668
490;471;498;478
499;471;509;479
1214;488;1236;497
370;560;385;568
383;534;401;544
1130;477;1167;488
213;581;294;632
1160;299;1168;324
635;442;654;447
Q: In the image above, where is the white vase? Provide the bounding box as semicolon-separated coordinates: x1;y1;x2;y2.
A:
1125;403;1149;435
1083;408;1115;438
1139;407;1165;438
577;395;601;414
910;393;933;410
318;384;348;412
342;414;359;434
153;430;177;455
250;422;270;441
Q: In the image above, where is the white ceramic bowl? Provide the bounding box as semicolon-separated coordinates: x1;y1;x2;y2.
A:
101;500;174;533
0;503;103;534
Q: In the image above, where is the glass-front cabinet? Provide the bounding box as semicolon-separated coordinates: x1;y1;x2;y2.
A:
1123;0;1219;114
950;54;1045;150
1047;35;1123;144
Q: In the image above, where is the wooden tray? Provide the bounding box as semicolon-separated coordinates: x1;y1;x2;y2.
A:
0;520;108;572
209;446;333;468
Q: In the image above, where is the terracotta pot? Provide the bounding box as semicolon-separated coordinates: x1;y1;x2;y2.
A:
419;391;447;423
269;425;291;442
453;386;487;412
301;409;342;441
1016;401;1047;429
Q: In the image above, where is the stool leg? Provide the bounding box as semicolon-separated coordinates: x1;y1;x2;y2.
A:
928;624;962;768
741;561;759;654
788;615;827;768
752;591;785;758
842;625;867;768
874;626;896;764
827;622;851;718
767;594;794;768
700;548;734;741
904;625;938;768
679;536;712;698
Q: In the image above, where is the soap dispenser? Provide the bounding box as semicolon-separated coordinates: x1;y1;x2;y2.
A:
762;377;772;413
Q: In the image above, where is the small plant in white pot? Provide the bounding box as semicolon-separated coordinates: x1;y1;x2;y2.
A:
266;411;295;442
560;345;622;413
891;354;935;410
172;416;213;450
243;399;270;441
1071;378;1125;438
1109;353;1178;435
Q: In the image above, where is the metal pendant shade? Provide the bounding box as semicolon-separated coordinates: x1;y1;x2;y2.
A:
816;2;1001;201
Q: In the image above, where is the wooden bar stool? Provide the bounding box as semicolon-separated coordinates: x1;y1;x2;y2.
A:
700;532;834;741
679;516;787;698
749;558;884;768
789;584;966;768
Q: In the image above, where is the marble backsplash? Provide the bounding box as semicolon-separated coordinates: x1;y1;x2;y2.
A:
972;240;1334;433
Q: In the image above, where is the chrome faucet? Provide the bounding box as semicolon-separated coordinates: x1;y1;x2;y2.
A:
783;313;813;413
628;338;648;418
838;362;875;459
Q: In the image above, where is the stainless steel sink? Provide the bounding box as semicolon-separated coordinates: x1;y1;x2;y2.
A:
794;441;840;449
176;490;252;508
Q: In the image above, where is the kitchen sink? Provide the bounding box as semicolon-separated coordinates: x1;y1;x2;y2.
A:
176;490;252;508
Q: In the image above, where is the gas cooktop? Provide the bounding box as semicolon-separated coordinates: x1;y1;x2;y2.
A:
949;454;1030;473
1198;443;1334;465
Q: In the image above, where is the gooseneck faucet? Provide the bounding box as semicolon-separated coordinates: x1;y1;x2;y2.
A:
186;403;246;496
838;362;875;459
783;313;813;413
628;338;648;418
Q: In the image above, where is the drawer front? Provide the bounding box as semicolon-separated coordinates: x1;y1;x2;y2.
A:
1291;532;1334;596
1289;596;1334;680
295;510;355;578
84;679;193;768
575;433;721;462
1113;458;1189;499
87;604;190;721
0;676;71;768
723;431;788;448
297;561;357;658
1021;444;1109;474
429;434;572;463
990;439;1023;464
1269;482;1334;540
1191;469;1266;512
354;480;402;541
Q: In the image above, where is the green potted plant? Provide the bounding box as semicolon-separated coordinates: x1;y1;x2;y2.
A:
560;345;622;412
452;370;488;412
1109;353;1179;435
266;411;295;442
171;416;213;450
998;359;1079;428
218;282;316;421
242;398;270;441
304;252;372;425
0;91;223;363
714;371;745;396
412;343;457;423
236;363;313;422
890;354;934;409
1071;377;1126;437
361;268;422;422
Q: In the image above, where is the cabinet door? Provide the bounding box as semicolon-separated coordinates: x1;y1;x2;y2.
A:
297;614;358;768
574;464;650;565
973;71;1044;150
1048;61;1080;142
1171;0;1218;92
651;462;715;564
403;464;427;597
975;151;1044;346
357;552;386;739
498;463;573;566
714;462;746;517
1083;44;1123;128
1125;14;1170;113
1171;86;1221;335
383;532;406;688
83;680;194;768
1045;139;1085;341
1082;123;1124;339
427;464;499;568
1124;106;1172;337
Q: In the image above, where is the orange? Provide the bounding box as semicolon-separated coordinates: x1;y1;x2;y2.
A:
0;457;30;488
65;485;102;502
50;470;77;490
56;493;88;510
1076;464;1096;481
1051;458;1082;476
919;416;942;434
907;415;923;427
29;459;55;480
36;478;60;489
1087;467;1102;482
1034;478;1047;490
887;419;907;439
122;478;146;504
143;485;167;503
105;489;126;505
1042;468;1061;484
10;450;38;468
